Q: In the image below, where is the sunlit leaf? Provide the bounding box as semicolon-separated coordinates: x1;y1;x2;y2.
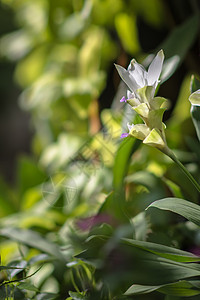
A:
115;13;140;54
0;228;66;261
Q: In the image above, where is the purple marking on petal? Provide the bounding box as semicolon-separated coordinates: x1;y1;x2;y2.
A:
120;96;127;103
121;133;129;138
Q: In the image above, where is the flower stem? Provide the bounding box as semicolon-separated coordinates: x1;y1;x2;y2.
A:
166;149;200;193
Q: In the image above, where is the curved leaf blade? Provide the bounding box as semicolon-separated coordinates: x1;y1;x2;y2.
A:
125;280;200;297
0;227;66;261
146;197;200;227
122;238;200;262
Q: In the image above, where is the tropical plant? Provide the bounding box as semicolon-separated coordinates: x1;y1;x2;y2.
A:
0;0;200;299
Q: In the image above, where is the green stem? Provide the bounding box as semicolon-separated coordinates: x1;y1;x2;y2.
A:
166;149;200;193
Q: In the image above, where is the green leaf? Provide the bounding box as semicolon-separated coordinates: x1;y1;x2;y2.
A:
0;177;17;216
113;137;140;190
0;228;65;261
146;197;200;227
121;238;200;262
186;136;200;165
115;13;140;54
158;281;200;297
81;235;200;285
28;254;52;266
125;283;158;295
0;286;26;299
58;14;87;40
160;14;199;84
163;178;183;199
161;55;180;83
107;136;140;221
68;291;88;300
18;282;39;292
125;280;200;296
0;265;25;271
35;292;58;300
58;1;92;41
160;14;199;67
131;212;150;241
126;171;162;191
7;260;27;278
17;156;46;196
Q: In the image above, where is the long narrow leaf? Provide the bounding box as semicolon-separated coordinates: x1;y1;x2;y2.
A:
0;227;65;261
113;137;140;190
125;280;200;297
146;197;200;227
122;238;200;262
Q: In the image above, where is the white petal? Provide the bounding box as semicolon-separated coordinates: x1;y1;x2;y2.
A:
143;128;165;149
127;90;134;99
189;89;200;106
127;122;134;132
147;50;164;86
115;64;139;92
128;59;147;88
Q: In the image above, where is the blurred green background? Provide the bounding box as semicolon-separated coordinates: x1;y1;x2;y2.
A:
0;0;200;299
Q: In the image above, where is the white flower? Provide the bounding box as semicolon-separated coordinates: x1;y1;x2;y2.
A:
121;122;150;140
127;122;134;133
115;50;164;101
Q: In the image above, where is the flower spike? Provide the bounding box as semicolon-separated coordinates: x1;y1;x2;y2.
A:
116;50;170;153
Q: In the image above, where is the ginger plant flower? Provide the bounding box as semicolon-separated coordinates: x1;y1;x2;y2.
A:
121;122;150;140
117;65;200;194
115;49;164;103
116;50;170;154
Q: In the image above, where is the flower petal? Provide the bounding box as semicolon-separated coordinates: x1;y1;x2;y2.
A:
136;86;155;104
120;96;127;103
147;108;166;130
121;133;129;138
129;124;150;140
128;59;147;88
147;50;164;86
115;64;139;92
127;90;135;99
127;97;141;107
143;128;165;149
149;96;167;110
127;122;134;132
133;103;149;119
189;89;200;106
